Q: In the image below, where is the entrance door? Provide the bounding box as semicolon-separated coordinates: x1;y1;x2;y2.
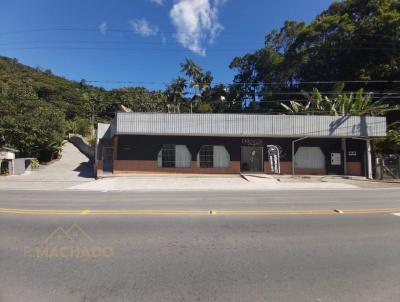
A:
102;147;113;173
241;146;264;172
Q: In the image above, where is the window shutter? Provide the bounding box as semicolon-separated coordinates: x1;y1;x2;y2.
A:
213;146;230;168
294;147;325;169
175;145;191;168
157;150;162;167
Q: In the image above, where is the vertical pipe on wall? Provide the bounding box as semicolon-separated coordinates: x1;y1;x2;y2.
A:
292;137;308;175
342;138;347;176
366;139;373;179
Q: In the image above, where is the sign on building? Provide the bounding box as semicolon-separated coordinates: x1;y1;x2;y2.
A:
330;153;341;166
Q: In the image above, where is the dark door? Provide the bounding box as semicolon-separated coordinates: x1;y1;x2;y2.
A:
102;147;113;172
327;151;345;175
241;146;264;172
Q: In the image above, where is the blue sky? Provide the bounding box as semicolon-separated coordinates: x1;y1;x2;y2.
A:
0;0;333;91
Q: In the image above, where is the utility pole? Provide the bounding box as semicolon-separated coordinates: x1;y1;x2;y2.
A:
341;103;347;176
90;96;96;141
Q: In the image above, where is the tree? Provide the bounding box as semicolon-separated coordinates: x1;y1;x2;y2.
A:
290;0;400;86
375;122;400;153
230;0;400;111
280;88;400;116
165;77;187;113
180;58;203;94
0;56;169;161
106;87;165;114
175;59;220;112
0;96;67;161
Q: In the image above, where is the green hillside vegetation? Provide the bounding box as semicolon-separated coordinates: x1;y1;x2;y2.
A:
0;56;166;161
0;56;242;161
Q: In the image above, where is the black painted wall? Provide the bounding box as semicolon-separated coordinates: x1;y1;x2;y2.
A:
116;135;366;172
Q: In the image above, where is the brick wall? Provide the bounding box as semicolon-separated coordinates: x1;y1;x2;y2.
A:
113;160;241;174
98;159;363;176
347;162;362;176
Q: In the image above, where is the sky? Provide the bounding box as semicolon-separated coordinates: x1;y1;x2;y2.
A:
0;0;333;91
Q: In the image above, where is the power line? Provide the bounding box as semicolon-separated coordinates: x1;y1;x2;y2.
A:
2;46;400;53
85;79;400;85
1;40;399;47
4;84;398;95
0;28;399;39
0;28;290;36
0;40;265;47
0;46;251;52
2;96;400;105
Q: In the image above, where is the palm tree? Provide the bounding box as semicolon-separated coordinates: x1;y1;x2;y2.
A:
180;59;203;94
181;58;215;94
180;58;218;112
200;71;213;93
165;77;187;113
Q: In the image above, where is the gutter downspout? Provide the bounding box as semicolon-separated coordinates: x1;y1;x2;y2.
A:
342;138;347;176
94;130;99;179
292;137;308;175
366;139;373;180
351;137;373;179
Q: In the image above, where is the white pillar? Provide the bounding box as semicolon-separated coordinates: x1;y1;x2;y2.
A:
366;140;373;179
9;160;14;175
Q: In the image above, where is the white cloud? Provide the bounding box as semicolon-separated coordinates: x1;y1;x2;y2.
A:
170;0;225;55
99;22;108;34
148;0;165;5
129;18;159;37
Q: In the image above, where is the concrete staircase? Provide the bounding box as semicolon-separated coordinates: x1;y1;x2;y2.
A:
68;134;95;162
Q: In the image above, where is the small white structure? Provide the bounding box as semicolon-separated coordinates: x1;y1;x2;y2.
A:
0;147;33;175
0;147;16;160
0;147;18;175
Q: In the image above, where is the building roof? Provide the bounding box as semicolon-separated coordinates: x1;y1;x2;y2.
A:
0;146;19;153
109;112;386;138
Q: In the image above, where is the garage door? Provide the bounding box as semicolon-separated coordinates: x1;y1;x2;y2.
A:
294;147;325;169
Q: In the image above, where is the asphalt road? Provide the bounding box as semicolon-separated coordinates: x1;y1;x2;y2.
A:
1;190;400;301
1;189;400;211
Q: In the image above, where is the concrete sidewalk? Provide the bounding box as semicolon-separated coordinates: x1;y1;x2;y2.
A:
0;143;93;191
69;174;360;191
2;145;398;192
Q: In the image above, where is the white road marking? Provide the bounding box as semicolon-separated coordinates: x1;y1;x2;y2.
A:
391;213;400;216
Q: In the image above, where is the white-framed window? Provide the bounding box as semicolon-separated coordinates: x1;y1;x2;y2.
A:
198;145;214;168
157;145;191;168
197;145;230;168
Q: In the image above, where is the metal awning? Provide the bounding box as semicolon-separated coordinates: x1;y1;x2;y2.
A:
109;113;387;138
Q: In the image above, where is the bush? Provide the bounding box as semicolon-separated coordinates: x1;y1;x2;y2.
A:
30;158;40;169
195;103;213;113
67;118;92;137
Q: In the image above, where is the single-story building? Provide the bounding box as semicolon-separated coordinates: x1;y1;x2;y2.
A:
0;147;33;175
95;113;387;178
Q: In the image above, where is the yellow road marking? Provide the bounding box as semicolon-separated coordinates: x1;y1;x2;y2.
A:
0;207;400;216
